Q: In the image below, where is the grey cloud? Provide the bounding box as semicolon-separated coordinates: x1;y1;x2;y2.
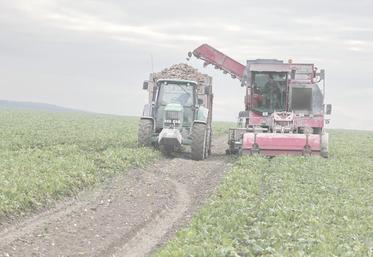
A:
0;0;373;128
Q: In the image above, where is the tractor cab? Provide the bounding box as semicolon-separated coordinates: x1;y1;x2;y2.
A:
154;79;197;131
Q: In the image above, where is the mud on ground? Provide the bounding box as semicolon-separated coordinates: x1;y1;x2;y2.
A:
0;136;232;257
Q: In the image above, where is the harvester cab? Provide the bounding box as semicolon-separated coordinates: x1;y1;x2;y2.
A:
138;66;213;160
237;60;329;157
190;44;331;157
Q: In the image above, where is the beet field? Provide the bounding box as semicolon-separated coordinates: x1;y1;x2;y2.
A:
156;130;373;257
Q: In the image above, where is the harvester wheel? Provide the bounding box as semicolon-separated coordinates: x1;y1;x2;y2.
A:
138;119;153;147
320;133;329;158
191;123;207;161
321;150;329;158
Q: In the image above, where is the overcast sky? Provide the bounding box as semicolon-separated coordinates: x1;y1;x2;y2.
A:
1;0;373;129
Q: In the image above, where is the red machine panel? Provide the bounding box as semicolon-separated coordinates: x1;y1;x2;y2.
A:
242;133;321;156
192;44;245;80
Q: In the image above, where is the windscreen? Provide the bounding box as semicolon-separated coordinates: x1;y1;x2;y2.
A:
252;72;287;113
157;83;194;106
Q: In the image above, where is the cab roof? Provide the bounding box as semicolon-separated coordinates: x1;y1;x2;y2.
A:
156;79;198;85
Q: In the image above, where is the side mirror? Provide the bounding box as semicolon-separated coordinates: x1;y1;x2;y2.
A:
326;104;332;115
143;81;149;90
198;98;204;105
319;69;325;80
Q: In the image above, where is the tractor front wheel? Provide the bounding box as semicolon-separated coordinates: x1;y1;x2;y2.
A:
191;123;207;161
138;119;153;147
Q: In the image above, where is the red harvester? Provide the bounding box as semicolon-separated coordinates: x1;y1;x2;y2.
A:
189;44;332;157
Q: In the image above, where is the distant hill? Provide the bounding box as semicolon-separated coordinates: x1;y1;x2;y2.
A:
0;100;81;112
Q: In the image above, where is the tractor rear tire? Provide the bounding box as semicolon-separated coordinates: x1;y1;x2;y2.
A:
207;128;212;156
191;123;207;161
138;119;153;147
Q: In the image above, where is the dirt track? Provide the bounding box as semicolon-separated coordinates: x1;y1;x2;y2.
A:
0;136;231;257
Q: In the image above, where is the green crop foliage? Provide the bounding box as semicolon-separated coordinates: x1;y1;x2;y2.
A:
155;130;373;257
0;110;159;216
213;121;235;136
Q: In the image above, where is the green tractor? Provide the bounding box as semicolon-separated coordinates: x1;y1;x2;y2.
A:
138;77;213;160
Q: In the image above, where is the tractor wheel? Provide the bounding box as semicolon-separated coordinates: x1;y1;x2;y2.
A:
207;128;212;155
138;119;153;147
191;123;207;161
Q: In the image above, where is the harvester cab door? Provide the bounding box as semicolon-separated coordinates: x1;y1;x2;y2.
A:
250;72;288;114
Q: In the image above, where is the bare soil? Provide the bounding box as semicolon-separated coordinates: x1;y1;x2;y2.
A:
0;136;232;257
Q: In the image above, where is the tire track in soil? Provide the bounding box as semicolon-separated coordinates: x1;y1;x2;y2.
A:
0;136;231;257
108;179;190;257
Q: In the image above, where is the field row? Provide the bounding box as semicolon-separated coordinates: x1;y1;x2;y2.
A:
156;130;373;256
0;110;158;216
0;110;233;217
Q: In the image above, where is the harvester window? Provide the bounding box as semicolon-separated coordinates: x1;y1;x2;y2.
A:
252;72;286;113
291;87;312;111
158;84;194;106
